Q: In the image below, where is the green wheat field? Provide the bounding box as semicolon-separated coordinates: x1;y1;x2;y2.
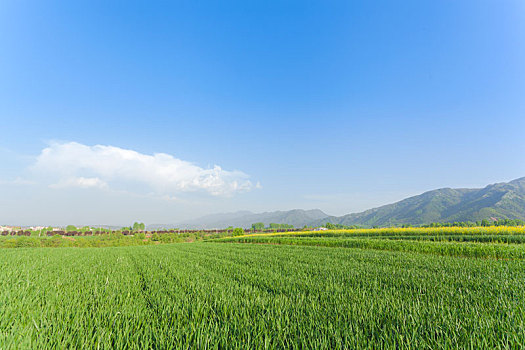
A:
1;228;525;349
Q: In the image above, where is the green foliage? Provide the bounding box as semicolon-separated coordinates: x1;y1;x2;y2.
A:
232;228;244;236
218;235;525;259
0;230;229;249
132;222;145;231
268;223;294;229
325;222;335;229
216;226;525;260
325;222;360;229
66;225;76;232
251;222;265;230
0;243;524;348
422;218;525;228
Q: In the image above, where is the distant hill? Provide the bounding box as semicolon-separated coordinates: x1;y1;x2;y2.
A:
152;209;329;229
313;177;525;227
149;178;525;229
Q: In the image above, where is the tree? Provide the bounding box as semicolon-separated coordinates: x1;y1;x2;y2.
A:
66;225;76;232
233;228;244;236
325;222;336;230
251;222;265;230
132;222;145;231
268;223;294;230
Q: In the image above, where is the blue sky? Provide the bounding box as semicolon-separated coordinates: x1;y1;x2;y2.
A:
1;1;524;225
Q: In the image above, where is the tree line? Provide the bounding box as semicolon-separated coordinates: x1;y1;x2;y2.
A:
251;223;295;230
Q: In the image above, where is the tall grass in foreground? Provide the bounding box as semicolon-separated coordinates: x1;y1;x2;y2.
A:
1;243;524;348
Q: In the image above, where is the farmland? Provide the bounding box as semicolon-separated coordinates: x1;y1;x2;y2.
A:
217;226;525;259
1;227;525;348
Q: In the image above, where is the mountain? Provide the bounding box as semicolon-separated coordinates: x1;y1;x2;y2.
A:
150;177;525;229
313;177;525;227
153;209;329;229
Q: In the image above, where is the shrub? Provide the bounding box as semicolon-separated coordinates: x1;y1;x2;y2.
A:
233;228;245;236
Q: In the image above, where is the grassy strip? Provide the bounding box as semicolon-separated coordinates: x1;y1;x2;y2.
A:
0;233;193;248
214;236;525;259
280;233;525;244
362;234;525;244
1;243;524;348
256;226;525;238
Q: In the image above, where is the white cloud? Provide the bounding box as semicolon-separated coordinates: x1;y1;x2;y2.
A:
34;142;256;196
49;177;108;189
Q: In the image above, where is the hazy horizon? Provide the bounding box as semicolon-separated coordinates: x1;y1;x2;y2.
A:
2;177;523;227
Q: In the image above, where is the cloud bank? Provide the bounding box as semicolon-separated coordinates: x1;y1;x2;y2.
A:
34;142;255;196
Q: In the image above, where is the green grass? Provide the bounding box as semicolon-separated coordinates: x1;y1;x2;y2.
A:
363;234;525;244
1;243;524;348
0;234;152;248
0;232;210;248
265;226;525;238
216;235;525;259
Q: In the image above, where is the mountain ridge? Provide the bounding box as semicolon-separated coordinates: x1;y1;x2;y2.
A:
313;177;525;227
150;177;525;229
151;209;329;229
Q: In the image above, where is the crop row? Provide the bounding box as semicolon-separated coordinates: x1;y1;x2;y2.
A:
262;226;525;238
271;232;525;244
1;243;524;348
363;234;525;244
1;228;301;237
215;236;525;259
